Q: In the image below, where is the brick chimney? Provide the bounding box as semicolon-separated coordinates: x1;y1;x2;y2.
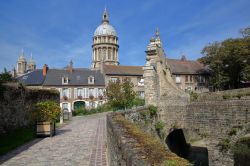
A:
42;64;48;76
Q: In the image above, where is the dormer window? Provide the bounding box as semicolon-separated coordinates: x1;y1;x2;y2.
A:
62;77;69;84
88;76;95;84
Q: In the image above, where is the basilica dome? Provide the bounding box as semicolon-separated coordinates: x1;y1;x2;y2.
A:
94;23;117;36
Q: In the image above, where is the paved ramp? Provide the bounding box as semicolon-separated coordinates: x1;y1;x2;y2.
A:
0;113;108;166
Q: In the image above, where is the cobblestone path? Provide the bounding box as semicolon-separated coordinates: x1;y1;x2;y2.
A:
0;113;108;166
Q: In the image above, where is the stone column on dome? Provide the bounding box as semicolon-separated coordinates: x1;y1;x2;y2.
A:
105;47;108;60
102;47;104;60
95;48;99;61
116;48;119;62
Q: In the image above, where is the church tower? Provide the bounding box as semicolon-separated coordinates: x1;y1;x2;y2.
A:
17;49;27;75
27;53;36;71
91;9;119;70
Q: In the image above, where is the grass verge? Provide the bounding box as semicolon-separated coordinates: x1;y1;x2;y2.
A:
0;127;35;155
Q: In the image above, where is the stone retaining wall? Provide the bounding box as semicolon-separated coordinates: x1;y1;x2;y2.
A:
159;98;250;166
106;112;150;166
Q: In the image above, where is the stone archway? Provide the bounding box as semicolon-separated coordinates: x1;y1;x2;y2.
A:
166;129;190;158
165;129;209;166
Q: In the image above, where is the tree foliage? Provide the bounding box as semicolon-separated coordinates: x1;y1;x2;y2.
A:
0;68;15;83
198;27;250;90
106;78;136;110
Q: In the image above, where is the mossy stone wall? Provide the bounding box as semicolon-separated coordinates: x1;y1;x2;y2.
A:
0;83;59;135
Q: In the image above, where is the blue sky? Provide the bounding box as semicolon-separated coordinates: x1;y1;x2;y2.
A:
0;0;250;71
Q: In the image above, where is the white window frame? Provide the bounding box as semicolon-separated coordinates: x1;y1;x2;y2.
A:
77;88;83;97
88;76;95;84
62;77;69;85
62;88;69;98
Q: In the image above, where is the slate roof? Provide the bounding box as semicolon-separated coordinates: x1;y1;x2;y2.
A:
17;69;45;86
103;59;208;76
167;58;208;75
43;68;105;86
104;65;143;76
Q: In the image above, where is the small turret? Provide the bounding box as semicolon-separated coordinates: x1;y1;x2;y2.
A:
27;53;36;71
17;49;27;75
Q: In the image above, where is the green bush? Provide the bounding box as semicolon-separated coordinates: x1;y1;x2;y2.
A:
218;138;231;151
74;107;88;115
155;121;165;138
228;128;237;136
148;105;158;117
73;103;113;116
190;91;198;101
232;142;250;156
32;101;61;122
232;137;250;165
155;121;164;131
132;98;145;106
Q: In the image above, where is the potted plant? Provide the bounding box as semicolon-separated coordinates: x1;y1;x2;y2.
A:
32;101;61;137
63;95;68;100
77;95;82;99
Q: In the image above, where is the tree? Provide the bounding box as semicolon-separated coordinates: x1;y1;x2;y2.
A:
198;27;250;90
122;78;136;108
106;78;136;110
0;68;15;83
240;27;250;38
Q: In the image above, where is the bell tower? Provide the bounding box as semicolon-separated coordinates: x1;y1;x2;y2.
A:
17;49;27;75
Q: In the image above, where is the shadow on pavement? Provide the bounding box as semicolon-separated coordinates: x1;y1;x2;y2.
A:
0;138;44;164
